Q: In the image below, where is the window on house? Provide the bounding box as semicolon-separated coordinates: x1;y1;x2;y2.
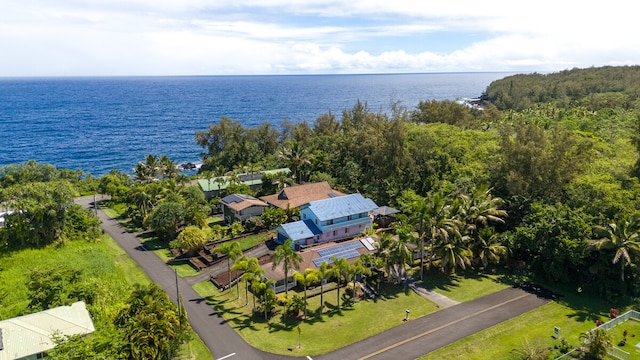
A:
333;231;337;236
303;213;306;219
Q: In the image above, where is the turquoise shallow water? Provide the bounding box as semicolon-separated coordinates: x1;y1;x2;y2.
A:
0;73;511;175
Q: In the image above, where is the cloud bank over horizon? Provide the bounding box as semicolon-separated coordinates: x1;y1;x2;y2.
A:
1;0;639;77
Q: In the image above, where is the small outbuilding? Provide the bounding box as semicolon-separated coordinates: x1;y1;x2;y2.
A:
372;206;400;227
0;301;95;360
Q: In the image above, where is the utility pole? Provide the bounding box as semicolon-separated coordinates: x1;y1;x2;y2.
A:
175;268;181;316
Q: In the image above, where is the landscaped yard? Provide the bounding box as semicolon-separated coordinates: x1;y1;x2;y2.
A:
193;280;439;356
418;278;635;360
605;318;640;358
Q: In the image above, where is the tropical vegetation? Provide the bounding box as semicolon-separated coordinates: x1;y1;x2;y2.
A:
4;65;640;358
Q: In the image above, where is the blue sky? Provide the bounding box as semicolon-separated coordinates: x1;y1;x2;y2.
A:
1;0;639;76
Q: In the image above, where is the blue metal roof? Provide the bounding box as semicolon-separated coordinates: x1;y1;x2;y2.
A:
279;219;322;241
307;193;378;221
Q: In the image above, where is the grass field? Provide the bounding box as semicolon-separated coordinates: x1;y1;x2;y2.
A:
0;234;213;360
193;280;439;356
418;277;635;360
420;270;512;302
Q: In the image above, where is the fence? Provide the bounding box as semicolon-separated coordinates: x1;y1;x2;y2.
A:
554;310;640;360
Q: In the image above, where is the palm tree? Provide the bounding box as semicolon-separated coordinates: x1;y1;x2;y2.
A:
270;239;303;297
351;258;371;300
278;141;312;183
252;277;276;319
129;184;156;219
329;256;351;310
215;242;242;293
374;232;395;282
391;225;414;283
403;190;459;280
580;328;612;359
434;234;472;273
317;261;331;313
159;155;178;179
232;256;263;305
134;154;162;183
458;184;507;235
590;215;640;282
293;269;319;319
473;227;508;268
357;253;376;289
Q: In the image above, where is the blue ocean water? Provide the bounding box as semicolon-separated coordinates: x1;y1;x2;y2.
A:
0;73;512;176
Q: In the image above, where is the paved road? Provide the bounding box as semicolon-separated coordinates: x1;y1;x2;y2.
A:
79;197;551;360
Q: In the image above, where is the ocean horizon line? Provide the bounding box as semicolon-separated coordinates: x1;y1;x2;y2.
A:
0;70;527;80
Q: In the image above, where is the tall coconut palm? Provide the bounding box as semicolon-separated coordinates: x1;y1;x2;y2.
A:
133;154;162;183
159;155;179;179
252;277;276;319
232;256;263;305
434;232;473;273
473;226;508;268
351;258;371;300
329;256;351;310
590;215;640;282
246;260;265;311
374;232;395;282
129;184;156;219
317;261;331;313
293;269;318;318
270;239;302;297
357;253;376;288
458;184;507;235
278;141;312;183
391;225;414;283
215;242;242;293
403;190;459;280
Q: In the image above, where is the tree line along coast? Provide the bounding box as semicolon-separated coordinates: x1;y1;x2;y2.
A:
2;65;640;359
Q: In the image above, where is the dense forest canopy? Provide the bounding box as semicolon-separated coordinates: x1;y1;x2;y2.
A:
483;65;640;111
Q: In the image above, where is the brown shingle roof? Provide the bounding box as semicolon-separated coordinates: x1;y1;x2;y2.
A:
221;194;268;211
259;182;345;209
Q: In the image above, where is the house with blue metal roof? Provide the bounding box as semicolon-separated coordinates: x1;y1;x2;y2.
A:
275;193;378;247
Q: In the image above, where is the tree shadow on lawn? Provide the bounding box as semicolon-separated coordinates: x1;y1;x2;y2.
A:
373;282;411;300
197;293;260;330
555;285;634;324
268;302;353;333
137;232;169;251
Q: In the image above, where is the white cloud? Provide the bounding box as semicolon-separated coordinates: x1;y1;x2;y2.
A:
1;0;639;76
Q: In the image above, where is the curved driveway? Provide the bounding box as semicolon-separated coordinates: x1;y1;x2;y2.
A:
80;197;550;360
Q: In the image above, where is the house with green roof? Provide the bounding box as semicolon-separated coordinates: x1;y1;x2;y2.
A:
0;301;95;360
198;168;290;200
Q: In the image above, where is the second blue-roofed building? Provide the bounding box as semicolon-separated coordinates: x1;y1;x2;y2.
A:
275;193;378;247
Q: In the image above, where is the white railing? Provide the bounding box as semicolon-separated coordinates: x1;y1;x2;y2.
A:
554;310;639;360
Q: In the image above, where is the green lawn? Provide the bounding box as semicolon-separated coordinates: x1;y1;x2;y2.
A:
420;270;512;302
234;231;274;251
418;280;633;360
193;280;440;356
606;318;640;358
